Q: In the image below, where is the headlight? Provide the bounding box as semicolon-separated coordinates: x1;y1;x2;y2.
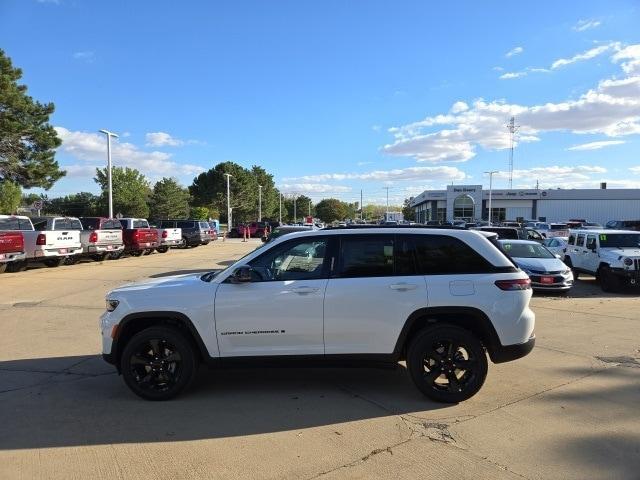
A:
106;299;120;312
623;257;633;266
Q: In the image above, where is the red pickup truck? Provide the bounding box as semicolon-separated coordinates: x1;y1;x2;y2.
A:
237;222;269;238
0;215;27;273
118;218;159;256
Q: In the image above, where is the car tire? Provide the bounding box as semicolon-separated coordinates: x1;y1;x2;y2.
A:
564;257;579;280
599;265;621;293
120;326;199;401
44;257;65;268
178;237;188;249
142;249;153;256
7;260;27;272
109;251;123;260
90;253;108;262
407;324;488;403
0;263;7;274
156;246;169;253
130;250;144;257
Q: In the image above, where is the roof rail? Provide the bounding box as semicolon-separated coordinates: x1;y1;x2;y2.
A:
321;224;468;231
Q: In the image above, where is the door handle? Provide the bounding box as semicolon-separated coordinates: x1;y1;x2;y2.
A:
291;286;319;294
390;283;417;291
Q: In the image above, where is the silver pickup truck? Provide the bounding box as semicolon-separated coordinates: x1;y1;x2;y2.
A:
78;217;125;261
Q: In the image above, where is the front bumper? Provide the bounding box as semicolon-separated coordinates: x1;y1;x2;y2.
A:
490;335;536;363
611;267;640;285
528;271;573;291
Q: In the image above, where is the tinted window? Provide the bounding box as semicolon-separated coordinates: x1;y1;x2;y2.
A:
177;220;193;229
576;234;585;247
119;219;128;229
132;220;149;228
413;235;492;274
249;237;328;281
395;235;417;275
103;219;122;229
159;220;174;228
339;236;394;278
199;222;209;229
81;218;99;230
568;234;576;245
32;218;48;229
501;242;555;259
0;217;32;230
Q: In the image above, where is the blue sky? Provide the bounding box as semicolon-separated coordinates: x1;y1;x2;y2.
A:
1;0;639;205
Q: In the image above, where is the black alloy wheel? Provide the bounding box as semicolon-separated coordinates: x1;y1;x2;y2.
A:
121;326;198;400
408;324;487;403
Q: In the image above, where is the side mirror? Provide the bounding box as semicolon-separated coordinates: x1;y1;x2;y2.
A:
231;266;252;283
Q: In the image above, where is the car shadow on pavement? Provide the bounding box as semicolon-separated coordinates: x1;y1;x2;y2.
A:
0;354;449;450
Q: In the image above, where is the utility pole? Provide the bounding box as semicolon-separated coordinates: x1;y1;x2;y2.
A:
484;170;498;224
293;195;298;224
308;199;311;217
506;116;520;189
279;192;282;224
98;129;118;218
224;173;233;234
384;187;390;216
258;185;262;221
360;189;363;221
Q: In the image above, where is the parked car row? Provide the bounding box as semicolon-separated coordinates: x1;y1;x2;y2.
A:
0;215;218;273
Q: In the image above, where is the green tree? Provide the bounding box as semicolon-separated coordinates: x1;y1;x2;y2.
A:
22;192;44;206
189;161;279;224
0;49;65;189
189;206;210;220
402;197;416;221
283;194;314;222
315;198;349;223
94;166;151;218
0;180;21;213
149;177;190;219
46;192;99;217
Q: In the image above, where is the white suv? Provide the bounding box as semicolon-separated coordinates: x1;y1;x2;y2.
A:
100;227;535;403
564;229;640;292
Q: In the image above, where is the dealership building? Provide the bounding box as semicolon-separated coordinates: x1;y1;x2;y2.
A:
410;184;640;224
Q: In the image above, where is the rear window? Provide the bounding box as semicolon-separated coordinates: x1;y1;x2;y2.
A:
32;218;48;230
80;218;99;230
177;220;193;229
102;219;122;229
412;235;492;274
550;224;568;230
133;220;149;228
481;228;519;239
199;222;210;229
0;217;32;230
339;235;394;278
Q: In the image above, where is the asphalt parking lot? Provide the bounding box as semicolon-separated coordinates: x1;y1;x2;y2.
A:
0;240;639;480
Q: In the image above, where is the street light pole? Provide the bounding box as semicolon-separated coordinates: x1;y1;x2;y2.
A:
224;173;233;234
308;200;311;217
258;185;263;221
279;192;282;224
99;129;119;218
293;196;297;224
484;170;498;224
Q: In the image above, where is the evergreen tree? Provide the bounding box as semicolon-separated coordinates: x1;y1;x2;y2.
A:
0;180;21;214
149;177;190;219
94;166;151;218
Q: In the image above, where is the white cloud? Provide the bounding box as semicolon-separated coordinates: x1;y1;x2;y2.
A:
450;101;469;113
357;161;372;166
284;165;466;183
278;184;352;194
72;51;94;62
145;131;184;147
567;140;625;151
500;71;527;80
612;44;640;75
506;46;524;58
630;166;640;174
573;19;601;32
54;127;205;178
385;45;640;163
492;66;504;72
551;42;619;69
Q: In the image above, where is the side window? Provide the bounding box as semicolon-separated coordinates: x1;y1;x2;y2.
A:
0;218;19;230
339;235;394;278
549;239;558;247
395;235;417;275
586;235;597;250
528;230;542;240
576;234;585;247
119;220;128;229
413;235;492;274
568;234;575;245
177;221;190;229
249;238;328;281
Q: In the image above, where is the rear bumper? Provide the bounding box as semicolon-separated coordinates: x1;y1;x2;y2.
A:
0;251;25;263
125;242;159;251
490;335;536;364
86;244;124;254
33;247;83;258
159;239;181;247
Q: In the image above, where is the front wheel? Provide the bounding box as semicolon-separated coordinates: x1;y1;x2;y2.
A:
178;237;188;249
564;257;579;280
599;265;622;293
407;324;488;403
142;249;153;256
44;257;65;268
130;250;144;257
120;326;198;400
0;263;7;274
156;246;169;253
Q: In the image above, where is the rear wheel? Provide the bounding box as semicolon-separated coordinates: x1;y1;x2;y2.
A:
0;263;7;274
7;260;27;272
178;237;188;249
90;253;108;262
120;326;198;401
142;249;153;256
564;257;579;280
109;251;123;260
130;250;144;257
156;246;169;253
407;324;487;403
599;265;622;293
44;257;65;268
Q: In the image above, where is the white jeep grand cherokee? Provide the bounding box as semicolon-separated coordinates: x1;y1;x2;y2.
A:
100;227;535;403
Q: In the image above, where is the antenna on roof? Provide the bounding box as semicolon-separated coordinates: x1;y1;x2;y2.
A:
506;116;520;189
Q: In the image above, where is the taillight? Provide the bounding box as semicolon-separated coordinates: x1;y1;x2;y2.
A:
134;230;140;239
36;233;46;245
162;230;168;238
495;278;531;291
89;231;98;243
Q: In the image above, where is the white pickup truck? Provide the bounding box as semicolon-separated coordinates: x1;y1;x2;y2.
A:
27;216;84;267
149;220;182;253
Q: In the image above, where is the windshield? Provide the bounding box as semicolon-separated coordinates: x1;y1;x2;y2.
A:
598;233;640;248
501;242;555;259
550;224;568;230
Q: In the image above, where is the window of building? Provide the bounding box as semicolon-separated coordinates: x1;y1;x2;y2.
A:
436;208;447;221
453;195;474;220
